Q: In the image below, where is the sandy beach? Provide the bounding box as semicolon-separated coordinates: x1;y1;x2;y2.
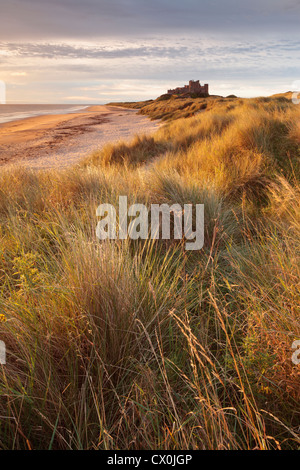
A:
0;105;160;170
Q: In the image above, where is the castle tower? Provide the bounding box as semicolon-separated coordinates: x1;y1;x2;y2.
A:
167;80;209;96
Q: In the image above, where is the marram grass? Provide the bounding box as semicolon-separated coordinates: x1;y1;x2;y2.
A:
0;96;299;449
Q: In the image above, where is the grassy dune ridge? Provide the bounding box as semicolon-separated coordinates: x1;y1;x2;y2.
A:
0;96;299;449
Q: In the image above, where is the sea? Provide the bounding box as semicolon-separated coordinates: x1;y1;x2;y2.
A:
0;104;90;124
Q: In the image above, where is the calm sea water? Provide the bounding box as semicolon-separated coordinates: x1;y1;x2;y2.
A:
0;104;90;124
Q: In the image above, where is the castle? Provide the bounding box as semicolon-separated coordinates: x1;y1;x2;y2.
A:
167;80;209;96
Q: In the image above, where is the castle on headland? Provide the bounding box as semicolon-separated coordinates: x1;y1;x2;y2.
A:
167;80;209;96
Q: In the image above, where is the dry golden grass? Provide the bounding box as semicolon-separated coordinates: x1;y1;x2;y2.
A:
0;96;299;449
110;94;240;121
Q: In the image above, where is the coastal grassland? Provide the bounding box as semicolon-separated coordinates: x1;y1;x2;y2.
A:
109;93;238;121
0;96;299;449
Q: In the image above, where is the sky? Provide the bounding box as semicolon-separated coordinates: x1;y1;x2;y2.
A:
0;0;300;103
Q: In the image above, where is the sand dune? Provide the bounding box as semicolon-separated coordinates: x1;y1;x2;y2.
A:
0;105;160;170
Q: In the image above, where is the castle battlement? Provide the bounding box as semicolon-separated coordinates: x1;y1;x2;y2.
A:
167;80;209;96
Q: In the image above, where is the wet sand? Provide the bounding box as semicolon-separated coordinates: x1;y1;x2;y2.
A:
0;105;160;170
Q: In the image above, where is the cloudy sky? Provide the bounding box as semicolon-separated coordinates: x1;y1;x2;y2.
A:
0;0;300;103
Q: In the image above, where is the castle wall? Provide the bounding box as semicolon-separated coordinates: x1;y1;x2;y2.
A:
167;80;209;95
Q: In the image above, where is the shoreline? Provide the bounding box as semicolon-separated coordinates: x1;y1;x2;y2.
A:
0;104;91;125
0;105;160;170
